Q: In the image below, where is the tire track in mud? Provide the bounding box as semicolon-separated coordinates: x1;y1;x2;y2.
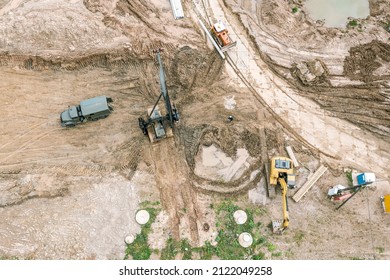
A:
149;138;199;244
211;0;390;178
0;128;61;165
44;163;113;176
225;53;337;159
0;44;176;72
116;139;144;181
192;1;337;160
0;121;49;151
222;0;390;137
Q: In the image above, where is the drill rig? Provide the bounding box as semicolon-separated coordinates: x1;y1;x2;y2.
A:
138;49;179;143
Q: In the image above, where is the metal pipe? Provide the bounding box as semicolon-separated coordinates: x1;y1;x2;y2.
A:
156;51;174;125
336;186;362;210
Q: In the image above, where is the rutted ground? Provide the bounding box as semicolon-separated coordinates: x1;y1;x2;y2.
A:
0;0;389;260
222;0;390;137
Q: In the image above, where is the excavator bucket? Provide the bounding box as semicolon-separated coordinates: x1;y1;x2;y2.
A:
272;220;283;234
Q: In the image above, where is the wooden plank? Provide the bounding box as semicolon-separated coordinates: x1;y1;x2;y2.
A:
293;165;327;202
285;146;299;167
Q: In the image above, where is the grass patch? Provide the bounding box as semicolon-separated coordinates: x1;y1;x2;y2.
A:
350;256;365;260
345;170;353;186
271;251;282;258
200;199;270;260
173;199;271;260
383;22;390;33
160;237;179;260
293;231;305;246
140;200;160;207
129;199;274;260
194;241;215;260
376;247;385;254
266;242;276;252
292;7;298;13
160;238;194;260
348;20;358;27
180;239;193;260
124;204;160;260
0;255;19;260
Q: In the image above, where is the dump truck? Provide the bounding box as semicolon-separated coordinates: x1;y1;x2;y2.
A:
60;95;113;127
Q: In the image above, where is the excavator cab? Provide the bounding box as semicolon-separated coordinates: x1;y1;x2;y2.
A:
270;157;296;188
269;157;296;234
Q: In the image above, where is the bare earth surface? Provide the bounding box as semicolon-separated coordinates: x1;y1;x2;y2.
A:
0;0;389;260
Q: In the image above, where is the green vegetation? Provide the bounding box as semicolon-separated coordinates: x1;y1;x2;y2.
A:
191;199;271;260
140;200;160;207
348;20;358;27
271;251;282;257
345;170;353;186
124;203;160;260
383;22;390;32
0;255;19;260
160;237;179;260
266;242;276;252
292;7;299;13
293;231;305;246
125;199;279;260
160;238;194;260
376;247;385;254
350;256;365;260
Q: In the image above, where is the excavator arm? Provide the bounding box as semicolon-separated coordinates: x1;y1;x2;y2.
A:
272;177;289;234
278;178;289;230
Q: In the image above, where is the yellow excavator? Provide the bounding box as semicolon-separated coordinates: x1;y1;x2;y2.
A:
269;156;296;234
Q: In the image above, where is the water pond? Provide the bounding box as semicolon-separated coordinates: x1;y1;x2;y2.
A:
304;0;370;28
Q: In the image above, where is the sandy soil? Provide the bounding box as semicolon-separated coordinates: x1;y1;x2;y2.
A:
0;0;389;260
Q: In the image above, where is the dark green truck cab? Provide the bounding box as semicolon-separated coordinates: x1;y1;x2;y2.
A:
60;96;113;127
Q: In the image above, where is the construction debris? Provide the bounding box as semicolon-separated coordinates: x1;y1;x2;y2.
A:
292;165;328;202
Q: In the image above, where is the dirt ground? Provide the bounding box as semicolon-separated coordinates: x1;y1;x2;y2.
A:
0;0;389;260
